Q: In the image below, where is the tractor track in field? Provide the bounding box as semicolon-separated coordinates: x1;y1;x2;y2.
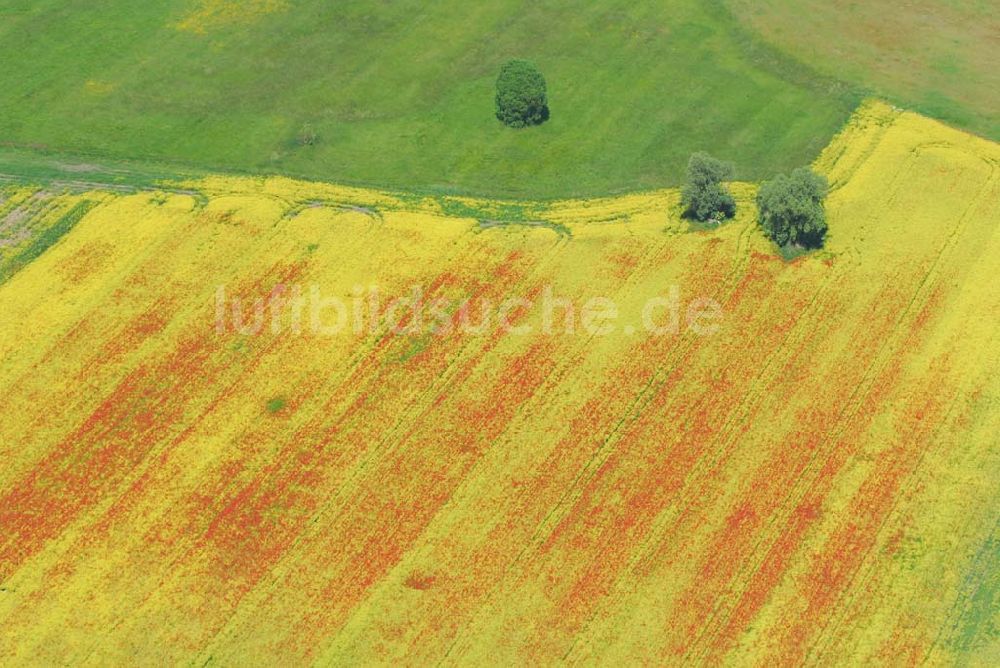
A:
510;219;759;562
673;147;938;659
73;230;439;662
692;155;985;659
797;159;1000;665
563;136;998;664
0;174;389;228
428;219;763;662
433;234;699;664
192;235;558;659
673;149;999;665
559;232;843;663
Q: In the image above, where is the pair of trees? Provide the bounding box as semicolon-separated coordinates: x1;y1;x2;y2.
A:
682;152;828;250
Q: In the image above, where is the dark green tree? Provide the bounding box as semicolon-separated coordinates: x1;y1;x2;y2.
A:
756;167;829;249
682;152;737;222
495;59;549;128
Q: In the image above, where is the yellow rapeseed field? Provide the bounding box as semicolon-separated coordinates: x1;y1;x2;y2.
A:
0;101;997;664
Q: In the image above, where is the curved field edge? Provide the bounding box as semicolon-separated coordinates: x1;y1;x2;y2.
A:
0;103;998;664
726;0;1000;142
0;98;900;283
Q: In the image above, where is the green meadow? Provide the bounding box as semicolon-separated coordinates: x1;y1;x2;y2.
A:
0;0;860;198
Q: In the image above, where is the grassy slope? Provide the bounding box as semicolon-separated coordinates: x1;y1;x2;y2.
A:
0;0;857;198
727;0;1000;140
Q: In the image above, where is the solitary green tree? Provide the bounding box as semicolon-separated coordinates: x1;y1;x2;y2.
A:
495;59;549;128
682;152;737;222
756;167;829;249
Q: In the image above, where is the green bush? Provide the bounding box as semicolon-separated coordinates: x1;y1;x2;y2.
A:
757;167;829;249
495;59;549;128
681;152;737;222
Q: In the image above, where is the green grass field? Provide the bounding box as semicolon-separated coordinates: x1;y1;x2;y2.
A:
0;0;860;198
727;0;1000;141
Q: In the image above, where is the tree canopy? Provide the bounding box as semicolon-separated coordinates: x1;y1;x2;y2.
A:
495;59;549;128
681;152;737;222
756;167;829;249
